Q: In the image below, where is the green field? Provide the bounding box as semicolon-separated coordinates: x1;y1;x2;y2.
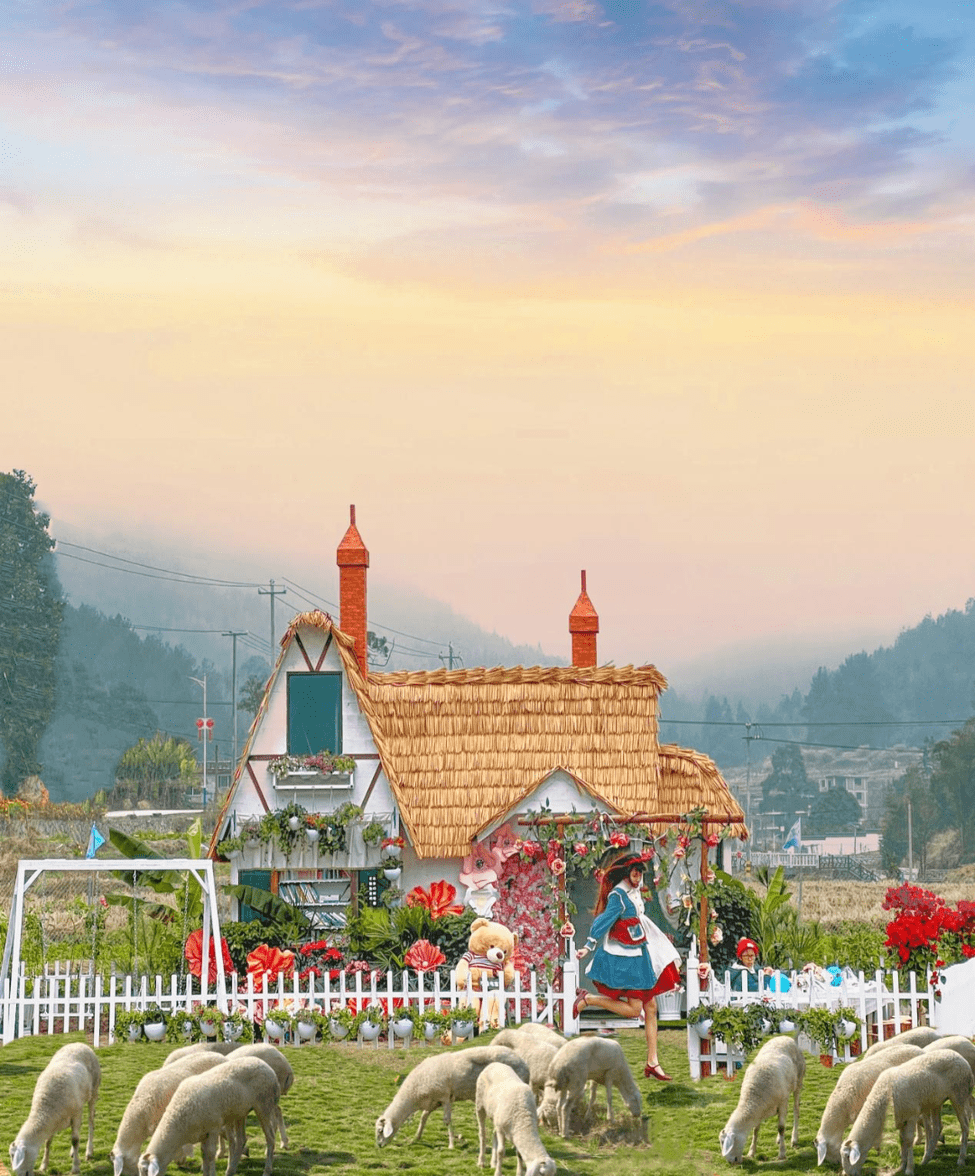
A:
1;1028;970;1175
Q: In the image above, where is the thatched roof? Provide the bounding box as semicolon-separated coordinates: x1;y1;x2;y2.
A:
210;611;746;858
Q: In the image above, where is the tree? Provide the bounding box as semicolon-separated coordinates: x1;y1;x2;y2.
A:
929;717;975;861
112;731;198;807
806;784;862;835
238;673;267;718
0;470;64;795
760;743;817;841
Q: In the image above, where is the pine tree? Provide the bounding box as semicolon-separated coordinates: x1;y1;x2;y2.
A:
0;470;65;794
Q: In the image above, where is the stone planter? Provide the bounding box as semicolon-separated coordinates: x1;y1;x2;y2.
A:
144;1021;167;1042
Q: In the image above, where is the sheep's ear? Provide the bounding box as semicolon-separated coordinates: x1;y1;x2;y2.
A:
113;1154;125;1176
148;1157;160;1176
11;1144;27;1172
382;1120;394;1140
816;1139;828;1166
720;1131;736;1158
849;1143;860;1166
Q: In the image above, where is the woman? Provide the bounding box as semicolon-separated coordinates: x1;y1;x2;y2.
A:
574;851;682;1081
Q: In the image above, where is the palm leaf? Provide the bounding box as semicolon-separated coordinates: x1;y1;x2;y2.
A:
225;884;311;931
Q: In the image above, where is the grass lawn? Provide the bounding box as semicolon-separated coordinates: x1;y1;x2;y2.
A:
1;1028;971;1175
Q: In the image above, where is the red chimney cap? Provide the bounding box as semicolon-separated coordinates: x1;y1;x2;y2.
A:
569;569;599;633
337;503;369;567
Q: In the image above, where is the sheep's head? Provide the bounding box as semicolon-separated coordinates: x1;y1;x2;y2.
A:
840;1139;863;1176
137;1152;162;1176
816;1134;839;1166
9;1141;32;1176
375;1117;395;1148
719;1126;746;1164
525;1160;557;1176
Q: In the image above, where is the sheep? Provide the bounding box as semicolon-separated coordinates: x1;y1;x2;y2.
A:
375;1044;531;1150
111;1053;228;1176
493;1023;565;1049
492;1032;560;1101
924;1036;975;1094
224;1044;294;1148
475;1062;556;1176
138;1056;279;1176
161;1041;243;1067
542;1035;642;1138
860;1027;942;1059
815;1044;924;1165
840;1049;972;1176
719;1035;805;1164
9;1042;101;1176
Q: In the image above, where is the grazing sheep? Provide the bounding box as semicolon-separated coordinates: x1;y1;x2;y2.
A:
375;1045;530;1150
9;1043;101;1176
161;1041;243;1067
493;1024;565;1049
815;1044;924;1165
476;1062;556;1176
924;1037;975;1100
138;1056;279;1176
225;1044;294;1148
112;1053;228;1176
841;1049;972;1176
860;1027;941;1059
543;1036;642;1138
492;1032;560;1101
719;1035;805;1164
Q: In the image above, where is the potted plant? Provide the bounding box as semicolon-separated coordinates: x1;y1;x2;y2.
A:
837;1007;861;1052
166;1009;199;1043
263;1007;291;1042
361;821;389;849
267;753;308;780
449;1006;476;1041
353;1004;387;1042
293;1006;329;1042
142;1005;168;1041
687;1002;715;1040
115;1008;146;1043
420;1006;448;1042
707;1004;767;1053
197;1006;225;1038
326;1004;355;1041
797;1007;844;1064
390;1005;423;1040
222;1008;254;1042
217;832;247;861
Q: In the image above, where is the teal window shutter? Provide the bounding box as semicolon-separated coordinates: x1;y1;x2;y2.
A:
287;672;342;755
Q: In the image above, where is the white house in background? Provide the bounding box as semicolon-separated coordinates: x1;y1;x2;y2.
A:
208;507;747;963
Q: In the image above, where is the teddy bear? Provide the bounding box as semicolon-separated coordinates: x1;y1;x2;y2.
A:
454;916;517;1029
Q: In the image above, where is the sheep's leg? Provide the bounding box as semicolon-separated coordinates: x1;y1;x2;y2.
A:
70;1111;82;1174
412;1107;434;1142
40;1136;51;1171
257;1109;275;1176
605;1080;615;1123
476;1106;488;1168
792;1086;802;1148
86;1096;96;1161
557;1093;570;1139
900;1117;918;1176
921;1110;940;1166
748;1124;759;1160
275;1104;289;1149
224;1119;246;1176
777;1101;788;1161
200;1131;219;1176
492;1128;505;1176
443;1099;457;1149
948;1096;969;1165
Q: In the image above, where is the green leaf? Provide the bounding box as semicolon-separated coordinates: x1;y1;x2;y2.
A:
225;884;311;931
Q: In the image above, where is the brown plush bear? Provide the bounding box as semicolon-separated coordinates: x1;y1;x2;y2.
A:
454;916;517;1029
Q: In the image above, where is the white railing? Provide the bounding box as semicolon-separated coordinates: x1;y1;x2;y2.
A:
1;960;584;1047
685;948;936;1079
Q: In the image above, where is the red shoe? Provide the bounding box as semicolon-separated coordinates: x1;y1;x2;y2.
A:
572;990;589;1018
645;1063;672;1082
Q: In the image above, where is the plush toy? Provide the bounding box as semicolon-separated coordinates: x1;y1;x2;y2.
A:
454;916;517;1029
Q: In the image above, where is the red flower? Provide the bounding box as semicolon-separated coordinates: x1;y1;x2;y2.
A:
184;930;235;984
609;832;629;848
405;879;465;918
403;940;447;972
246;945;295;988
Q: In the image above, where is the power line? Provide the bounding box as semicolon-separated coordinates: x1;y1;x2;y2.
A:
56;541;262;587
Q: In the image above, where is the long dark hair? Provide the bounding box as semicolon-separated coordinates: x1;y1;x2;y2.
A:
593;853;647;916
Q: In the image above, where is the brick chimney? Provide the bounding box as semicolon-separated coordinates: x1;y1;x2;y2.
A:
569;570;598;668
336;504;369;676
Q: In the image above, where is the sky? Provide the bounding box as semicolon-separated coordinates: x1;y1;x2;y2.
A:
3;0;974;674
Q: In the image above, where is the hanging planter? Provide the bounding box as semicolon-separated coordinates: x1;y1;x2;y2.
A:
224;1021;244;1041
778;1018;796;1033
288;815;302;831
264;1016;288;1041
383;866;402;882
144;1021;167;1042
329;1018;350;1040
306;827;320;844
692;1018;713;1039
127;1023;143;1043
360;1021;383;1041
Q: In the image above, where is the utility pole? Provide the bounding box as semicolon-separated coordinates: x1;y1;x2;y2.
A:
258;579;286;652
222;631;247;780
907;798;914;880
439;641;463;670
190;675;210;808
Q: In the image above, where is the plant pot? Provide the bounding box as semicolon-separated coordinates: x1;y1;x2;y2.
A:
295;1020;317;1041
199;1019;220;1038
360;1022;382;1041
224;1022;244;1041
392;1018;415;1039
144;1021;167;1042
383;867;402;881
127;1023;142;1042
692;1019;712;1039
306;828;320;843
820;1054;834;1068
760;1019;773;1036
329;1019;350;1040
288;816;301;831
181;1023;195;1038
264;1018;286;1041
423;1022;439;1041
451;1020;474;1040
840;1020;857;1040
778;1019;796;1033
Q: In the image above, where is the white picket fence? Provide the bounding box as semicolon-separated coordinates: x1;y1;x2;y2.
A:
685;954;937;1080
1;960;584;1048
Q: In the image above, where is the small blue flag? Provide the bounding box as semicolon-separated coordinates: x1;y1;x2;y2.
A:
783;817;801;852
85;823;105;859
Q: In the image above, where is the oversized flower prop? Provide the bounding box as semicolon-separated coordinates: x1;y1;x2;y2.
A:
405;880;464;918
403;939;447;972
246;944;295;989
184;929;235;984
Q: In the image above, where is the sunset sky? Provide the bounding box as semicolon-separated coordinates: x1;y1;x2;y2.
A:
4;0;974;672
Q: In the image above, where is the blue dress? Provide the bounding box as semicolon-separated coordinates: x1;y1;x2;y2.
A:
583;883;681;999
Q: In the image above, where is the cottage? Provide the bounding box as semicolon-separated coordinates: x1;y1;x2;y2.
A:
209;507;746;964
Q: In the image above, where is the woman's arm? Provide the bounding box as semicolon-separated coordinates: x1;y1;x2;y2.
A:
585;889;626;948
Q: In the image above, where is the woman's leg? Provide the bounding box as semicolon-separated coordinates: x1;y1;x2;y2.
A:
643;997;671;1079
578;992;643;1018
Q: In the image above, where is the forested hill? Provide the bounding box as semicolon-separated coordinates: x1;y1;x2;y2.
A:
661;599;975;769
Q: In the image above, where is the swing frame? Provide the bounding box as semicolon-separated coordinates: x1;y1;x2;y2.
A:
0;858;227;1045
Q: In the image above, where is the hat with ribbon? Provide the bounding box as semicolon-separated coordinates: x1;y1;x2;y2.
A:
736;937;759;960
602;850;655;885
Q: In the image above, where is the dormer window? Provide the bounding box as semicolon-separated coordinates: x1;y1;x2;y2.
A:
288;672;342;755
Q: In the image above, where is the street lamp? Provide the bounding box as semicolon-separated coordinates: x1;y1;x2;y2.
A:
190;675;210;809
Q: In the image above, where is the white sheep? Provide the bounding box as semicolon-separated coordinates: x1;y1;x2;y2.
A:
719;1035;805;1164
860;1027;941;1059
9;1042;101;1176
224;1044;294;1148
493;1024;565;1049
112;1052;228;1176
840;1049;972;1176
476;1062;556;1176
543;1035;642;1138
375;1044;531;1150
138;1056;279;1176
492;1032;560;1101
815;1044;924;1165
924;1036;975;1100
161;1041;243;1067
